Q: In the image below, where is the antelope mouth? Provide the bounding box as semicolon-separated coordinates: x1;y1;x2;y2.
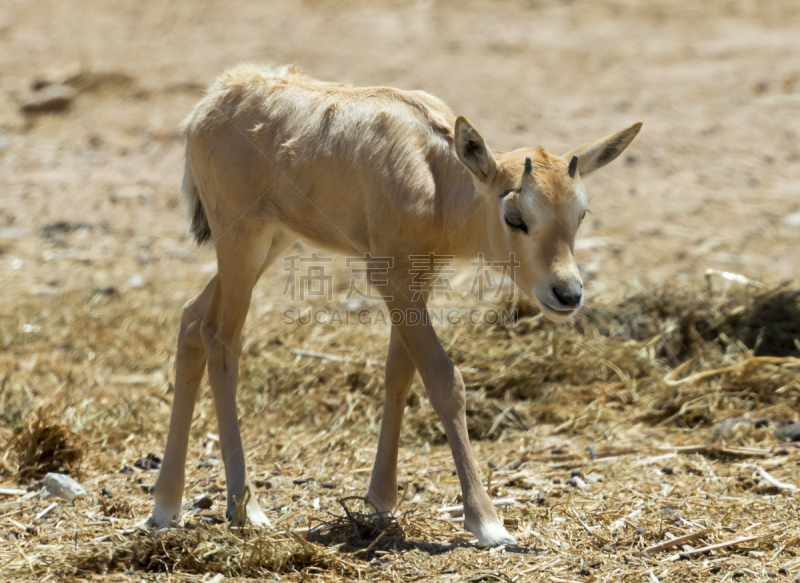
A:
536;298;580;321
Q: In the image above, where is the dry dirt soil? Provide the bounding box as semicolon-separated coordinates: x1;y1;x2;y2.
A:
0;1;799;582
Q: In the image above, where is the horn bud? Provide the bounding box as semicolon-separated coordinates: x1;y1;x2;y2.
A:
568;155;578;178
524;156;533;174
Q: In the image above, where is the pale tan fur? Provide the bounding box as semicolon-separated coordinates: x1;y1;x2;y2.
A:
148;63;641;547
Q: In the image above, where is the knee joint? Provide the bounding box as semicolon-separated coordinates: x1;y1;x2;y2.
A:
427;366;466;413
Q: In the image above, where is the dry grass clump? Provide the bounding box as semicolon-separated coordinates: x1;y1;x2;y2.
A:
403;285;800;445
9;408;84;483
52;524;354;578
306;497;406;554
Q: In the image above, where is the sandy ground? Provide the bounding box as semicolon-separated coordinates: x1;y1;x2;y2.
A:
2;0;800;304
1;0;799;581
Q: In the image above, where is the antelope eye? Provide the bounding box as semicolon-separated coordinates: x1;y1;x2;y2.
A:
580;210;587;223
505;214;528;235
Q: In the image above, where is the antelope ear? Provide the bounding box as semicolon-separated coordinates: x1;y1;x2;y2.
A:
563;122;642;176
454;116;497;182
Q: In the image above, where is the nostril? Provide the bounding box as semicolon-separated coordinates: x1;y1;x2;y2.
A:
552;286;567;306
553;286;582;308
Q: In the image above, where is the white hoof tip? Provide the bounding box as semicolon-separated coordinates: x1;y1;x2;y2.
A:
364;491;393;516
474;522;517;548
144;514;179;529
229;504;271;528
147;503;182;529
247;513;271;528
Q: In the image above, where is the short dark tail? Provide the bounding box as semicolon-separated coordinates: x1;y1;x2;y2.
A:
181;151;212;245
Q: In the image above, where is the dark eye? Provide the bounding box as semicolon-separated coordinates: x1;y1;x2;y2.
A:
505;214;528;234
580;210;587;223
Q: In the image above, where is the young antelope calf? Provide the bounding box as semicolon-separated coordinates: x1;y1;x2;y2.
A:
148;64;641;547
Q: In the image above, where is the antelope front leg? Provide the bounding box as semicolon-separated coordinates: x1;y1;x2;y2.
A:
386;288;516;547
422;355;516;547
366;325;417;514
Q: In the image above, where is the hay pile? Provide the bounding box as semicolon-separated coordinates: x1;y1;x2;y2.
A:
0;283;798;582
407;285;800;443
8;409;84;483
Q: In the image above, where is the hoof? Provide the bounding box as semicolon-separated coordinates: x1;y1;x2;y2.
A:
364;489;394;516
245;504;271;527
472;520;517;548
227;501;272;527
146;501;182;528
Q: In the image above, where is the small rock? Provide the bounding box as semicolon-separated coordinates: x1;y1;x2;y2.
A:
749;551;765;558
125;274;145;288
580;567;591;576
340;298;371;313
784;212;800;228
637;527;646;535
193;495;213;510
602;545;612;553
754;418;769;429
551;447;564;455
778;568;788;576
712;416;749;441
774;422;800;442
40;221;72;238
552;477;561;485
679;552;691;561
322;480;334;489
20;85;75;114
663;506;674;515
767;572;776;578
101;487;113;498
569;469;581;477
119;465;133;474
662;466;673;475
413;482;424;493
537;488;546;504
566;476;587;488
293;477;311;485
197;455;220;469
711;565;722;574
259;478;282;490
43;473;86;501
134;453;161;471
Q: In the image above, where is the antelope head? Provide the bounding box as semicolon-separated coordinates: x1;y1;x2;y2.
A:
454;117;642;321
